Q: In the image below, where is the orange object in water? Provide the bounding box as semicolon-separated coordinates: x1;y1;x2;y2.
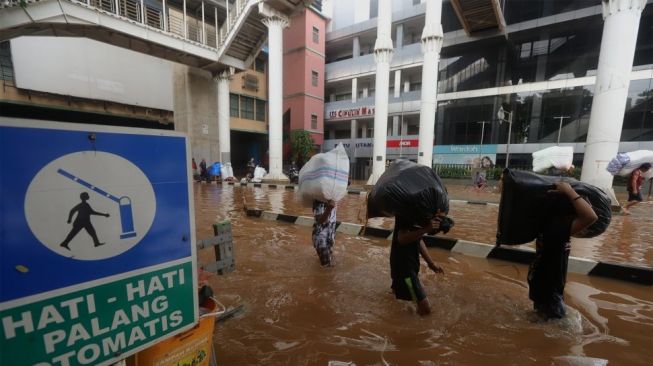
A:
135;298;217;366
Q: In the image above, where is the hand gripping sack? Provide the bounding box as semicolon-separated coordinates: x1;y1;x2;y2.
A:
298;144;350;203
367;160;449;225
497;169;611;245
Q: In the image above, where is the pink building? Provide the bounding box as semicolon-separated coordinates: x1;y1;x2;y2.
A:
283;6;327;151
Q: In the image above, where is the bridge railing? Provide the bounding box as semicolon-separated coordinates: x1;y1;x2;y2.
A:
2;0;256;51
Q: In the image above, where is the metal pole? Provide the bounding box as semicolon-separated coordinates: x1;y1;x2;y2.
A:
554;116;570;145
506;112;512;169
163;0;168;31
477;121;487;166
226;0;230;32
140;0;145;24
114;0;119;16
214;6;219;47
183;0;187;39
202;1;206;44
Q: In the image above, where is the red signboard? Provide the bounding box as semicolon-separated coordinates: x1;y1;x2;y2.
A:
386;139;419;148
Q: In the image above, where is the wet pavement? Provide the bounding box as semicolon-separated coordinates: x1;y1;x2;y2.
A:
193;183;653;365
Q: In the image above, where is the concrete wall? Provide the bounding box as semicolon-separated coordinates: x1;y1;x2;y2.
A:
230;68;268;134
173;65;220;163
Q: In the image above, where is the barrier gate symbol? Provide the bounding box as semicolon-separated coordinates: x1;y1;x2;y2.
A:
57;168;137;239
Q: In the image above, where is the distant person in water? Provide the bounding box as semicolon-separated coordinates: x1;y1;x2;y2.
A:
622;163;650;215
60;192;110;250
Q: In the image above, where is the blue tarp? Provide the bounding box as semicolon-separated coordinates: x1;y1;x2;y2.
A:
209;162;222;176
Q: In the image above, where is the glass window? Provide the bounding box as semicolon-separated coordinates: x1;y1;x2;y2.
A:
241;96;255;120
256;99;266;121
312;26;319;43
230;94;239;117
312;70;319;87
370;0;378;18
311;114;318;129
255;58;265;73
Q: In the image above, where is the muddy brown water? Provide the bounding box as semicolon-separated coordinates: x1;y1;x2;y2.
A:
194;183;652;365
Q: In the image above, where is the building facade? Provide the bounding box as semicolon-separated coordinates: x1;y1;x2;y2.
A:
322;0;653;179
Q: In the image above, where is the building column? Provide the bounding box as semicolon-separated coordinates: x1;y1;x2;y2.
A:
361;121;367;138
403;80;410;93
215;69;234;178
353;36;360;58
259;4;290;182
580;0;647;200
392;116;400;136
351;119;358;140
395;23;404;49
352;77;358;102
401;119;408;136
362;87;369;98
368;0;393;185
417;0;443;167
394;70;401;98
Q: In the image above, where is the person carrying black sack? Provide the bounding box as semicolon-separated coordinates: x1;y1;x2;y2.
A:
527;181;597;320
391;211;453;316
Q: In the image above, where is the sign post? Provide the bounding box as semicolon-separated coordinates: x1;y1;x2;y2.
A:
0;119;198;366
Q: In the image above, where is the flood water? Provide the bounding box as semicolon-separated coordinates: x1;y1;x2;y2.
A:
194;183;653;365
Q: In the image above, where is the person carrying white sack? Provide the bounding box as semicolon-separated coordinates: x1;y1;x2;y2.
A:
299;144;350;267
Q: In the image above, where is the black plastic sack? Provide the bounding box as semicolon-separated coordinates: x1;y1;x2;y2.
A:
497;169;612;245
367;160;449;224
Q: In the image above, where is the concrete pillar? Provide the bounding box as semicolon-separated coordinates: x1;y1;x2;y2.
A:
260;4;290;182
215;69;234;178
353;36;360;58
361;121;367;138
351;119;358;139
404;80;410;93
394;70;401;98
368;0;393;185
362;87;369;98
352;77;358;102
392;116;400;136
417;0;444;167
396;23;404;49
580;0;647;200
401;119;408;136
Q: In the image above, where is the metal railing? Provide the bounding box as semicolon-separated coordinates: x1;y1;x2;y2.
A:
2;0;256;51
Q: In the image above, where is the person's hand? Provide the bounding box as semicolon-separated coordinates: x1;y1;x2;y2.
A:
552;181;575;196
428;262;444;274
327;200;336;209
105;213;110;218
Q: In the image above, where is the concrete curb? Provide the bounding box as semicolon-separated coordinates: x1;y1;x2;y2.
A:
244;208;653;286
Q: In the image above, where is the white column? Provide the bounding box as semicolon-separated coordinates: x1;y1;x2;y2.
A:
392;116;400;136
351;119;358;140
183;0;187;39
215;70;233;178
417;0;443;167
260;4;290;182
403;80;410;93
352;77;358;103
394;70;401;98
353;36;360;58
401;119;408;136
201;1;206;44
362;87;369;98
368;0;394;185
580;0;647;200
396;24;404;49
361;121;367;138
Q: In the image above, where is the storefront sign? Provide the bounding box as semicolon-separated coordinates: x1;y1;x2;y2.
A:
327;106;375;120
0;120;198;366
433;144;498;167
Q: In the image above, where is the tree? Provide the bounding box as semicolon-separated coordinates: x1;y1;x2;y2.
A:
290;130;314;166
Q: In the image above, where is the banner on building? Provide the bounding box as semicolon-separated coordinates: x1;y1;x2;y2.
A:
327;106;375;120
433;144;498;167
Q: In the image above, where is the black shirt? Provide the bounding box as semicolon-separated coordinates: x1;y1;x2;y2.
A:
390;217;421;279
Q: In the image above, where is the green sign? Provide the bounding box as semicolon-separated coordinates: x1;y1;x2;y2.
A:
1;261;196;366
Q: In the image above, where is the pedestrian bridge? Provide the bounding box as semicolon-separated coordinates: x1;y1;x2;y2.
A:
0;0;302;73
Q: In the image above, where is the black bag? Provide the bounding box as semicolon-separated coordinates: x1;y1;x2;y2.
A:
497;169;612;245
367;160;449;225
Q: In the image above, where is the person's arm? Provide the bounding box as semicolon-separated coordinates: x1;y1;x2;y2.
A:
67;204;79;223
91;209;110;217
396;218;439;245
419;241;444;274
554;182;598;236
315;200;335;224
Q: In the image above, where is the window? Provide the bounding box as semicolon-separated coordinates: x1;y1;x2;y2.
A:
311;114;318;129
241;96;255;120
312;26;319;43
312;70;319;87
255;58;265;73
370;0;378;18
230;94;239;117
256;99;266;121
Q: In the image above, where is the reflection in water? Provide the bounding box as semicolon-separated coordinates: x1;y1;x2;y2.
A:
192;183;653;365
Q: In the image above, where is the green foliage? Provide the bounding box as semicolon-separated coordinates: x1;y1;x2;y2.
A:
290;130;314;166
